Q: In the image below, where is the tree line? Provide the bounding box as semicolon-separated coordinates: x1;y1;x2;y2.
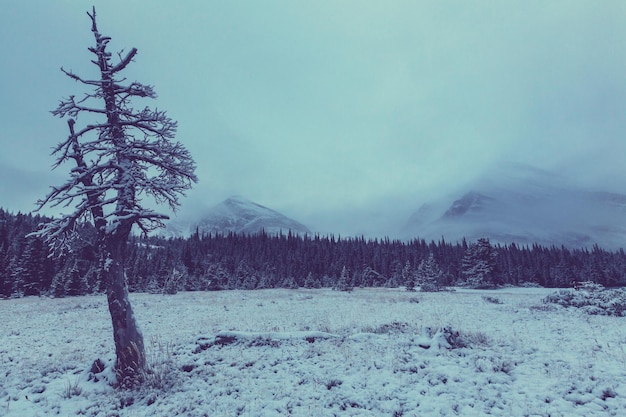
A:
2;208;625;298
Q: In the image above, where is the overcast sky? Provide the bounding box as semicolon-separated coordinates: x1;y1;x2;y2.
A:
1;1;626;236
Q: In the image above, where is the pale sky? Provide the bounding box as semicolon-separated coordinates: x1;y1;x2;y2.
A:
1;1;626;236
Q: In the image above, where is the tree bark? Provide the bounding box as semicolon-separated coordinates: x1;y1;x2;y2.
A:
104;234;145;387
87;8;147;386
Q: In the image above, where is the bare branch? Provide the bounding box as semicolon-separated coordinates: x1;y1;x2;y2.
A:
87;6;96;33
60;67;101;86
38;5;196;256
111;48;138;73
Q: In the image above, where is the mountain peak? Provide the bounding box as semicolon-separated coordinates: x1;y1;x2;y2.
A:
443;191;493;218
222;196;273;213
194;197;311;236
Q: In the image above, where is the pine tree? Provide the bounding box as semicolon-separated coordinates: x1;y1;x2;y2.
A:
205;263;229;290
416;253;443;292
49;270;69;298
31;8;196;387
401;260;415;291
0;251;8;298
334;266;353;291
461;238;498;288
386;260;403;288
9;256;26;298
361;266;381;288
18;236;48;295
303;272;316;289
281;276;299;289
66;260;89;296
162;266;185;294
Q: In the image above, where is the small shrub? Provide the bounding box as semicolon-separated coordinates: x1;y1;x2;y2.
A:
529;304;557;312
459;330;490;347
519;281;542;288
581;305;606;316
325;379;342;390
482;295;503;304
543;288;626;317
316;318;332;333
181;364;195;373
248;337;281;348
601;386;617;400
544;290;576;306
439;327;465;348
474;356;515;374
419;282;442;292
364;321;411;334
444;328;491;349
578;281;605;292
418;327;489;350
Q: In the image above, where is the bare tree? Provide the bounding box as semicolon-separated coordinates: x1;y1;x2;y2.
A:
33;8;197;387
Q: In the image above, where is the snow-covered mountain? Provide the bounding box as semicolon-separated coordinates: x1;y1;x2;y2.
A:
191;196;312;236
402;165;626;249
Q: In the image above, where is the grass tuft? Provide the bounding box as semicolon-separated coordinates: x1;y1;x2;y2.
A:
60;374;82;399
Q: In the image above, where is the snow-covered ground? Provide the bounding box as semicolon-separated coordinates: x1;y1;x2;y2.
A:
1;288;625;416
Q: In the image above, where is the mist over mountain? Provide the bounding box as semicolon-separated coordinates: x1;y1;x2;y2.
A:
160;166;626;250
402;164;626;250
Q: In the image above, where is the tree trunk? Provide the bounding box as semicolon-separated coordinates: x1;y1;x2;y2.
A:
105;235;145;387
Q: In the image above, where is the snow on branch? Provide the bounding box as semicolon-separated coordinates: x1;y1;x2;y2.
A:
35;6;197;256
110;48;138;73
59;68;102;87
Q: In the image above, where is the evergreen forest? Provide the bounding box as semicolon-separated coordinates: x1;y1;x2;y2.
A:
2;208;626;298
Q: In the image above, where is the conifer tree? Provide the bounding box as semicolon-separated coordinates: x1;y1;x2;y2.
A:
9;256;26;298
416;253;443;292
32;8;196;386
303;272;316;288
335;266;353;291
461;238;498;288
402;260;415;291
361;266;381;288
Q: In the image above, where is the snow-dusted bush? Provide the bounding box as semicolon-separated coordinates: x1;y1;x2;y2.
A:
577;281;605;292
473;355;515;374
482;295;503;304
444;328;491;349
416;326;490;350
407;296;420;304
528;303;557;312
543;288;626;317
363;321;411;334
458;330;491;347
162;269;183;295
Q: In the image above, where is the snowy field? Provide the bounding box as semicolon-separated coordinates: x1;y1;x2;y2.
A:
1;288;625;416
